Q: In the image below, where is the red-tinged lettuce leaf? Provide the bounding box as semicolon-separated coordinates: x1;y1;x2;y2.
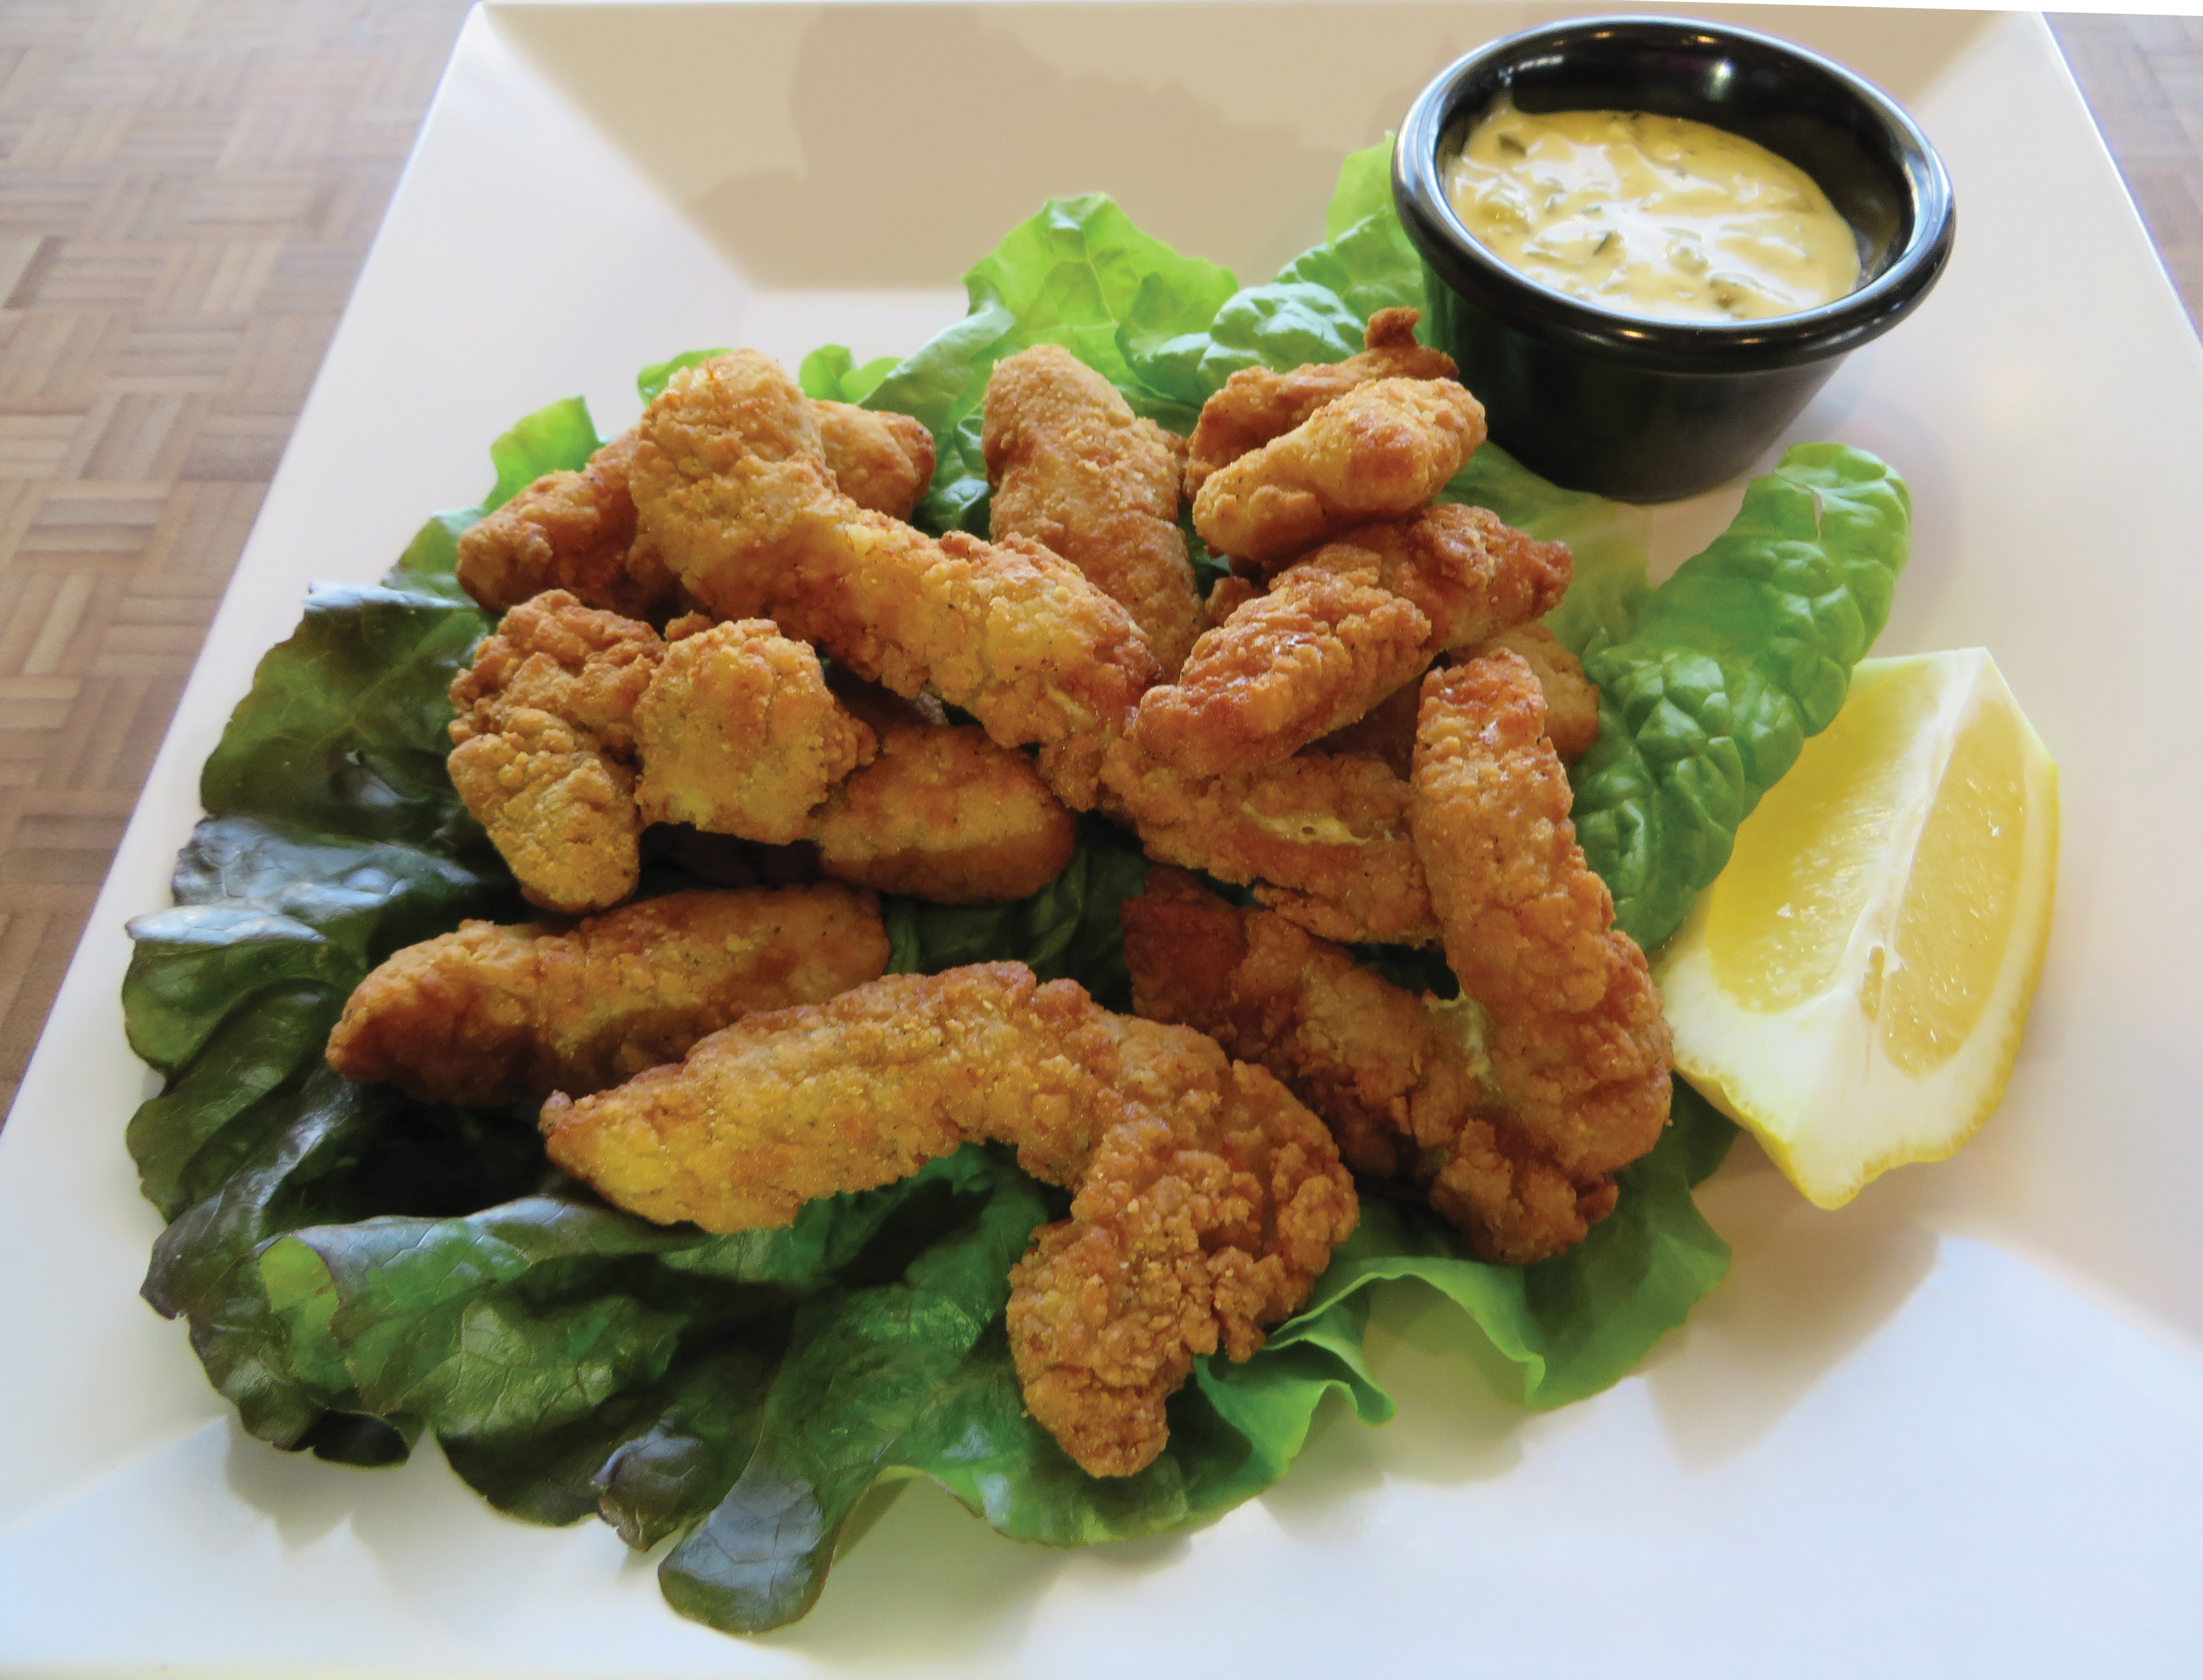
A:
250;1150;1070;1528
659;1149;1060;1633
593;1345;776;1548
140;1064;546;1461
126;400;595;1460
211;403;590;824
198;586;494;850
259;1194;716;1521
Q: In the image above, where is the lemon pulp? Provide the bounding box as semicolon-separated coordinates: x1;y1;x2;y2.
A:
1880;696;2029;1072
1654;650;2057;1208
1705;658;1939;1014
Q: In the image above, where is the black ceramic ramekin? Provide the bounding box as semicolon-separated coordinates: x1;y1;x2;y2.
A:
1393;15;1955;501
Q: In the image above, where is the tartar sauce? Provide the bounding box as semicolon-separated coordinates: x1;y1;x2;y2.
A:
1444;99;1862;323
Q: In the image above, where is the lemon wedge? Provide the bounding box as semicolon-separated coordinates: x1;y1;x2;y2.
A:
1652;649;2057;1208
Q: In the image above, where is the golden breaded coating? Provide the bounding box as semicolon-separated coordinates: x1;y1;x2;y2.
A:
448;716;642;917
1476;623;1601;763
627;352;1159;810
448;590;663;754
1315;675;1424;778
1130;564;1428;778
1122;869;1618;1263
325;884;890;1108
1130;504;1573;778
1191;377;1487;569
1382;504;1575;649
982;344;1204;679
814;400;936;519
538;962;1357;1478
782;521;1155;811
1322;628;1598;777
447;591;665;914
455;433;686;623
1007;1054;1350;1476
1204;573;1259;629
812;720;1076;903
626;351;834;620
1099;737;1438;945
1183;308;1457;500
458;401;929;624
1409;653;1671;1180
632;619;876;845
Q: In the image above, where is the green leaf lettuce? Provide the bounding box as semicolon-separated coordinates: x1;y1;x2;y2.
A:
1572;444;1911;947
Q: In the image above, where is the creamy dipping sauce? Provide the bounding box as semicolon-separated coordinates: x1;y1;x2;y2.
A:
1443;98;1862;324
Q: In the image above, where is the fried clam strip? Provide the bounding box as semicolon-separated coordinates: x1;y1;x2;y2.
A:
326;884;890;1108
539;962;1357;1478
811;711;1076;902
456;432;686;623
1192;375;1487;571
1122;868;1617;1264
1409;651;1672;1180
455;403;936;623
633;616;876;845
447;590;663;914
810;400;937;520
1480;623;1601;762
627;351;1158;810
1183;307;1457;500
1100;737;1438;945
1130;504;1573;778
1322;623;1602;777
983;344;1204;679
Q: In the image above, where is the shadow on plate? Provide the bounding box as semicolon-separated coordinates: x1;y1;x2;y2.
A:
760;1472;1075;1657
221;1420;566;1637
495;2;1340;288
490;3;1997;295
1642;1138;1941;1469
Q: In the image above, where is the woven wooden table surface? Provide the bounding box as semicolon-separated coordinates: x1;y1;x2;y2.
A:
0;6;2191;1115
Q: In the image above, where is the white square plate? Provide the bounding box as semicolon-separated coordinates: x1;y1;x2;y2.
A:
4;3;2200;1674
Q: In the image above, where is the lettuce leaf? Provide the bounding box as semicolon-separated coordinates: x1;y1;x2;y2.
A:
1121;141;1423;406
859;194;1237;533
884;817;1149;1008
798;344;900;406
1442;446;1653;658
1573;444;1911;947
1326;137;1397;237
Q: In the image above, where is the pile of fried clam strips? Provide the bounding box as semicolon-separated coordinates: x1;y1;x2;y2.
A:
121;140;1908;1636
